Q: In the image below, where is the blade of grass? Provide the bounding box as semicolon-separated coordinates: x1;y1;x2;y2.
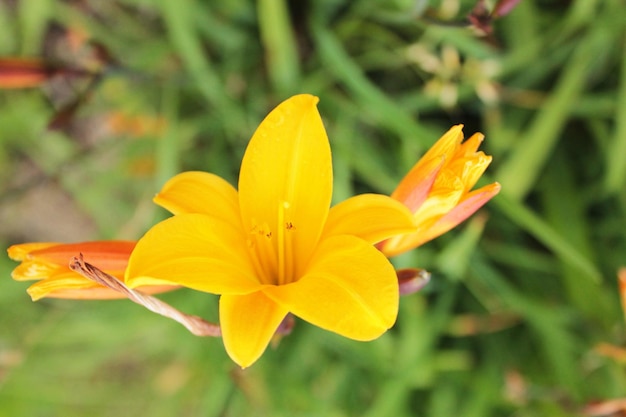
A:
604;35;626;192
158;1;246;135
257;0;300;95
155;83;180;190
471;258;584;400
493;193;602;283
363;288;458;417
18;0;51;55
497;25;610;201
542;151;611;322
435;215;487;281
311;20;432;147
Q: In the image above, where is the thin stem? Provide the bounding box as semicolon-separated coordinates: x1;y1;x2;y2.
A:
69;254;222;337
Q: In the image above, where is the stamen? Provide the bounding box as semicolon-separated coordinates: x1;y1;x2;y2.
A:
277;201;287;285
248;222;276;285
248;204;295;286
283;202;295;284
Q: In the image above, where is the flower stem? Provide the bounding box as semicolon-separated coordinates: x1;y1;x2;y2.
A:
69;254;222;337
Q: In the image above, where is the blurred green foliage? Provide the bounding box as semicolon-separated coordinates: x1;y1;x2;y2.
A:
1;0;626;415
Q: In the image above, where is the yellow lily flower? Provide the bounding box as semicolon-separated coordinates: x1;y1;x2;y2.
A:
125;94;417;367
8;241;176;300
378;125;501;257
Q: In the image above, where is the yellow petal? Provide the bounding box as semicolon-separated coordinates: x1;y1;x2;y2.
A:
11;260;58;281
391;125;464;212
238;94;332;283
380;182;501;257
324;194;416;244
154;171;240;223
416;125;463;170
422;182;501;241
27;274;115;301
379;225;436;258
263;235;399;341
380;193;453;256
220;291;289;368
457;132;484;156
7;243;58;261
412;176;465;220
458;153;493;191
390;156;443;212
27;274;176;300
126;214;261;294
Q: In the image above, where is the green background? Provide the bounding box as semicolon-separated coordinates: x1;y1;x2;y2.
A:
1;0;625;415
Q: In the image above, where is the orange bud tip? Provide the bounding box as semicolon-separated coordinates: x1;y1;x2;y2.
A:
0;58;53;89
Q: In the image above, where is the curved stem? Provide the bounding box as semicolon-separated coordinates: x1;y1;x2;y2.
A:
69;254;222;337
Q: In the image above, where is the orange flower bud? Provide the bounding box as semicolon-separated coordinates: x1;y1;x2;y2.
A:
379;125;501;257
0;58;54;89
8;241;176;300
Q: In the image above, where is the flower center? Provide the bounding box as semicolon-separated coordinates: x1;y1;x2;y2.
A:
247;200;296;286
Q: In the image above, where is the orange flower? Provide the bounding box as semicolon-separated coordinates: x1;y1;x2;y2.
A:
379;125;501;257
8;241;175;300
